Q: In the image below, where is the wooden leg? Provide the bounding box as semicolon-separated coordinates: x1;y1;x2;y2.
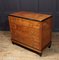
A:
48;41;52;48
12;41;15;44
11;38;15;44
39;52;42;56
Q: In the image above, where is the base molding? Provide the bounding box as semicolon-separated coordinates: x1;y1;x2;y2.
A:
11;39;51;56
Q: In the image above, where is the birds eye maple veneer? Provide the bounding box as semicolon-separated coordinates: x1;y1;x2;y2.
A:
8;11;52;56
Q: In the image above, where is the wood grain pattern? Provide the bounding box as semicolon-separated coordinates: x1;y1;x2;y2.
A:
8;11;52;56
9;11;52;21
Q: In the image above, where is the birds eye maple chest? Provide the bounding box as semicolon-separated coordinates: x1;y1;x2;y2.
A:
8;11;52;56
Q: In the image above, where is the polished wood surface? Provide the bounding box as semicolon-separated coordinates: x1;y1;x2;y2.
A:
8;11;52;56
9;11;52;21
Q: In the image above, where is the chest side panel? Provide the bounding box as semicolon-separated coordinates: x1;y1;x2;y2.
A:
42;17;52;49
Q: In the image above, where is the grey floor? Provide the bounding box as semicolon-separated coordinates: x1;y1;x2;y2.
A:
0;31;59;60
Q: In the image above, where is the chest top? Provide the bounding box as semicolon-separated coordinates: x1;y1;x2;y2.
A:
9;11;52;22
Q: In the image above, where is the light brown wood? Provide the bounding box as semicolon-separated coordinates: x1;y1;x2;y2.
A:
8;11;52;56
10;11;51;21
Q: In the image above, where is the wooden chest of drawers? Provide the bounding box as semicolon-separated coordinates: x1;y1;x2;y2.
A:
8;11;52;56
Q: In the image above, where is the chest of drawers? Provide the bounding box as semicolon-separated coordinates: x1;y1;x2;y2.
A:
8;11;52;56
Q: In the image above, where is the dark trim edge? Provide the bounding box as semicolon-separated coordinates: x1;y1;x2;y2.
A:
8;15;52;22
11;38;52;56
